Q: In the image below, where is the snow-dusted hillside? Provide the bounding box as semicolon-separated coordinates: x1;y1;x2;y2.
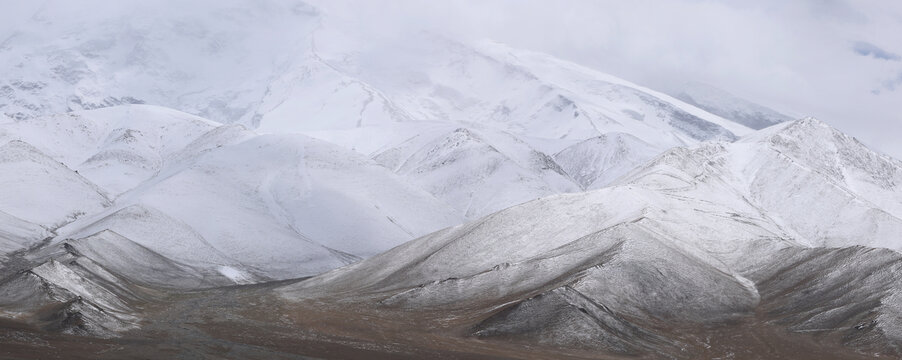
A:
616;117;902;251
0;106;462;281
281;118;902;357
553;132;659;189
1;1;901;357
369;125;577;218
0;140;110;235
0;106;220;195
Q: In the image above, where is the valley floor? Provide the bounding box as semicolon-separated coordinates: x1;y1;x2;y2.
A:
0;278;890;360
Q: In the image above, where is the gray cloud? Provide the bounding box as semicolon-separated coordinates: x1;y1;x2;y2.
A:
877;72;902;93
852;41;901;61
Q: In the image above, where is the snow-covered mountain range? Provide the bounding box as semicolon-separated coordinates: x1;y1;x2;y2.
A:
0;1;899;358
283;118;902;357
1;105;464;281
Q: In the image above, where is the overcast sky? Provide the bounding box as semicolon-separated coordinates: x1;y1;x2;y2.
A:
312;0;902;158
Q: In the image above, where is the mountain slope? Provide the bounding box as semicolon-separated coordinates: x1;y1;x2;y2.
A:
0;106;463;281
553;132;659;189
0;228;236;338
0;211;48;259
279;118;902;357
57;134;463;279
0;105;220;195
616;117;902;251
0;140;110;229
380;126;578;218
295;33;752;148
745;246;902;353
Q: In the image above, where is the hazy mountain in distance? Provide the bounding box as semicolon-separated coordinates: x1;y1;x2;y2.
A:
669;81;793;129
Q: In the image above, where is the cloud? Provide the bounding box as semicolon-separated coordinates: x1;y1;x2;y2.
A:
876;72;902;93
852;41;901;61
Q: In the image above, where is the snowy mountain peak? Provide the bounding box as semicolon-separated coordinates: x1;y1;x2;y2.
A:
553;132;659;189
754;117;902;191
